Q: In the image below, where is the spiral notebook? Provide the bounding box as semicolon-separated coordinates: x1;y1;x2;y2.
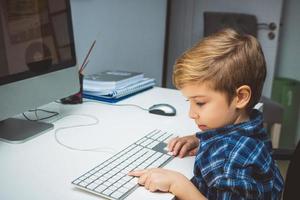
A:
83;78;155;103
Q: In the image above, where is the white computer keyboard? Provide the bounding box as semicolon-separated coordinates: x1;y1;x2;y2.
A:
72;130;174;200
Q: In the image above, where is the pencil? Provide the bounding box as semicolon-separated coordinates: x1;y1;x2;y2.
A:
80;40;96;72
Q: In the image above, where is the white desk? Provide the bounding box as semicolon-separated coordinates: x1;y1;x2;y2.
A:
0;87;198;200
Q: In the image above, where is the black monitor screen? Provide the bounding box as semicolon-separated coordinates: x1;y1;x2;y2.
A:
0;0;76;85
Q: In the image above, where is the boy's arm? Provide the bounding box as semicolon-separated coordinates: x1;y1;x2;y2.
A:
170;172;207;200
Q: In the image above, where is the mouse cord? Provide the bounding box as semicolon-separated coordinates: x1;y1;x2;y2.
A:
82;100;149;111
54;114;116;154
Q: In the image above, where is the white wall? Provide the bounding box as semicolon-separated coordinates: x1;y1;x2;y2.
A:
70;0;167;85
276;0;300;144
276;0;300;81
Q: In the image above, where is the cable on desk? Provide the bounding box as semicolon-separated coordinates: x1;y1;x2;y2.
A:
22;108;59;121
54;99;149;111
54;114;116;154
82;100;149;111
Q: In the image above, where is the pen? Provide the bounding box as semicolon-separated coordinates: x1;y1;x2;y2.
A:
81;60;90;73
80;40;96;73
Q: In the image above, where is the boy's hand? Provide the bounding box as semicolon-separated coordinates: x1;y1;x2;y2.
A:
128;168;184;193
129;168;207;200
167;135;199;158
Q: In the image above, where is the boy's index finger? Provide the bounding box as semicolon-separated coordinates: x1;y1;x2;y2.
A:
167;136;179;151
128;169;147;177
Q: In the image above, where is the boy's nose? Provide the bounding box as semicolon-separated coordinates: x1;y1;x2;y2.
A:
189;107;198;119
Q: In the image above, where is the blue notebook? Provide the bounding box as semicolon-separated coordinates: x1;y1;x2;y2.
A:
83;78;155;103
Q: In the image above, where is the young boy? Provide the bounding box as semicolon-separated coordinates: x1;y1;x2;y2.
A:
129;28;284;199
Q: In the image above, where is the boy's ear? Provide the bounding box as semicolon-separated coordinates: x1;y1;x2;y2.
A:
234;85;251;109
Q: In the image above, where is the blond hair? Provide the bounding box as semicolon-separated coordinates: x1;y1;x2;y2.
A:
173;28;266;111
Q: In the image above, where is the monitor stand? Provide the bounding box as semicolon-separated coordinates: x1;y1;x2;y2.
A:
0;118;54;144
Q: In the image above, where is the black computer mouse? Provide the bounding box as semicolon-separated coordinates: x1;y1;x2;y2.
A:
148;104;176;116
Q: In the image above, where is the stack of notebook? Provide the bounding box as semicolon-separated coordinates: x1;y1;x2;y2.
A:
83;70;155;103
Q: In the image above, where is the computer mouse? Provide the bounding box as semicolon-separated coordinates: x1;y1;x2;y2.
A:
148;104;176;116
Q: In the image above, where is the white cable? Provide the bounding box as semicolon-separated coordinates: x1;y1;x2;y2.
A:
83;100;149;111
54;114;116;154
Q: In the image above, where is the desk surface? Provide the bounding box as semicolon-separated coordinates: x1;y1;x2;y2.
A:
0;87;198;200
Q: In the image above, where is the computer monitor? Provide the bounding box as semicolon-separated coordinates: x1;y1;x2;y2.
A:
0;0;79;143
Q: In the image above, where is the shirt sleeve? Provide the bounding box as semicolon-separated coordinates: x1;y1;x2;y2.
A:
204;137;275;200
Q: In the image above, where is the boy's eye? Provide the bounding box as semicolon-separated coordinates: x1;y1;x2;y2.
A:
185;99;205;107
196;102;205;107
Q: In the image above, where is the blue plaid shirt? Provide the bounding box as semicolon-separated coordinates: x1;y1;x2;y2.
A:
192;109;284;199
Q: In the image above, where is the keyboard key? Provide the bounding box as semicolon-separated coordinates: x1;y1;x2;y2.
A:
103;188;113;196
78;181;89;187
123;181;136;189
95;185;107;192
87;182;98;190
111;191;123;199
